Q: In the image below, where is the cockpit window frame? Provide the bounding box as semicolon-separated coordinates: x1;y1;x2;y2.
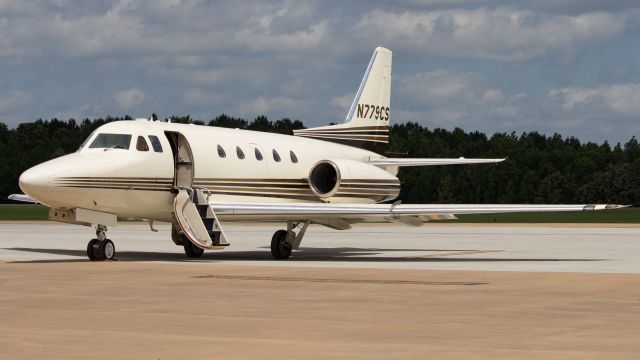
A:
77;130;97;152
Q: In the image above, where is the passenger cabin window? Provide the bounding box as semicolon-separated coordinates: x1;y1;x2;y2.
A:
290;151;298;163
136;136;149;151
89;133;132;150
272;149;281;162
217;145;226;158
148;135;163;152
254;148;263;161
236;146;245;159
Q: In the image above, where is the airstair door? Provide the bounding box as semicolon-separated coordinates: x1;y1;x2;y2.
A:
165;131;229;250
165;131;194;188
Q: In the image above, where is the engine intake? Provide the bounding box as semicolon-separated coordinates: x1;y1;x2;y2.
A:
308;160;340;197
307;159;400;203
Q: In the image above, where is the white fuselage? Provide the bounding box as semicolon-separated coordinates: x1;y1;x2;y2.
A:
19;120;399;222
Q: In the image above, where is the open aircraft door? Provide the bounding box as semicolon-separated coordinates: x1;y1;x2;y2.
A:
165;131;229;253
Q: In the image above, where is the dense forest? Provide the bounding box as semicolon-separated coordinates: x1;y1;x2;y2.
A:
1;114;639;206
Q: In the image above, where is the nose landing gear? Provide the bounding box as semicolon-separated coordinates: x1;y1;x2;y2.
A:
86;224;116;261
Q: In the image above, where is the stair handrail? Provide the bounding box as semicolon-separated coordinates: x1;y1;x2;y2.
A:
176;186;194;201
193;186;212;203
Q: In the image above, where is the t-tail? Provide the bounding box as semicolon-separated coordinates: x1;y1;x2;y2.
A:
294;47;392;154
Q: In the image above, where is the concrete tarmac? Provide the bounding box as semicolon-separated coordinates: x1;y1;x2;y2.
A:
1;223;640;359
2;222;640;273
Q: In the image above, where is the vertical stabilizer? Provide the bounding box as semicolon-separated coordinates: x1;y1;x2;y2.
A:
294;47;392;154
345;47;392;126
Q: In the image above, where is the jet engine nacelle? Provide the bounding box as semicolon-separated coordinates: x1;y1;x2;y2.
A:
307;159;400;203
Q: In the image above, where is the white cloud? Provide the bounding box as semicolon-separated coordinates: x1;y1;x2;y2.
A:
353;8;627;61
0;1;329;59
481;89;504;102
244;95;312;118
331;92;355;111
234;20;329;53
114;88;145;110
0;90;31;110
181;89;226;106
549;84;640;116
396;70;486;105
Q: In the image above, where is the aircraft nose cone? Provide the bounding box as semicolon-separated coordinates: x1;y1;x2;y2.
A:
19;165;52;201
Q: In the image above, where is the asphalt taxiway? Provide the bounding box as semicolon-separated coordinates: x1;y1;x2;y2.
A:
1;223;640;359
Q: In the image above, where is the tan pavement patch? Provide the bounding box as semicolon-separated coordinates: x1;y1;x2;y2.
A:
1;262;639;359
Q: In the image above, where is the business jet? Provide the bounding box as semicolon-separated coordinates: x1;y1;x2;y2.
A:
10;47;623;261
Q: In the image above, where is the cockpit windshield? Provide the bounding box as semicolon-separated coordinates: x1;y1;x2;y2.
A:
88;133;132;150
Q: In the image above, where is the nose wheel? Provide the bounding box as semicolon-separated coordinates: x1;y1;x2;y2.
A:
86;225;116;261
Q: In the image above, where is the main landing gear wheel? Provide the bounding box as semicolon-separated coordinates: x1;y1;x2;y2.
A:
184;241;204;258
271;229;292;260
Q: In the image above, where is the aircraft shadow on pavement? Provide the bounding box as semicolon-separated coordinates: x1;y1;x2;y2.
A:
4;246;605;264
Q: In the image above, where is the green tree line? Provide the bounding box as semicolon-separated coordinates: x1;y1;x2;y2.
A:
1;115;638;206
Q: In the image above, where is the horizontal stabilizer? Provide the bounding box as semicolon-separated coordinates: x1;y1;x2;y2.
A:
370;158;505;168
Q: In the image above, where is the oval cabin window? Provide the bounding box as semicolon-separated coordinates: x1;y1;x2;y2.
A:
272;149;281;162
236;146;245;159
290;151;298;163
217;145;226;158
254;148;263;161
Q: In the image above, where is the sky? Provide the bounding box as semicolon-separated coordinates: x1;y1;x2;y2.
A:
1;0;639;143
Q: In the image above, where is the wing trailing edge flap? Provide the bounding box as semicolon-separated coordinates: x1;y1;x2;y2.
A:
369;158;506;169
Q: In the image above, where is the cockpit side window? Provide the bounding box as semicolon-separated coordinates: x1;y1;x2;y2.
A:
136;136;149;151
89;133;132;150
148;135;163;152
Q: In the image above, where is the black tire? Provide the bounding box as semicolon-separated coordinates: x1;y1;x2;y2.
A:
87;239;100;261
184;241;204;258
270;230;292;260
99;239;116;260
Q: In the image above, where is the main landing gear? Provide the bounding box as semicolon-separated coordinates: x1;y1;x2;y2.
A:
87;224;116;261
270;221;309;260
183;240;204;258
171;224;205;258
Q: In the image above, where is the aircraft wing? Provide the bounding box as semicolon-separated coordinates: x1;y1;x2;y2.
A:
369;158;505;167
212;202;626;229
